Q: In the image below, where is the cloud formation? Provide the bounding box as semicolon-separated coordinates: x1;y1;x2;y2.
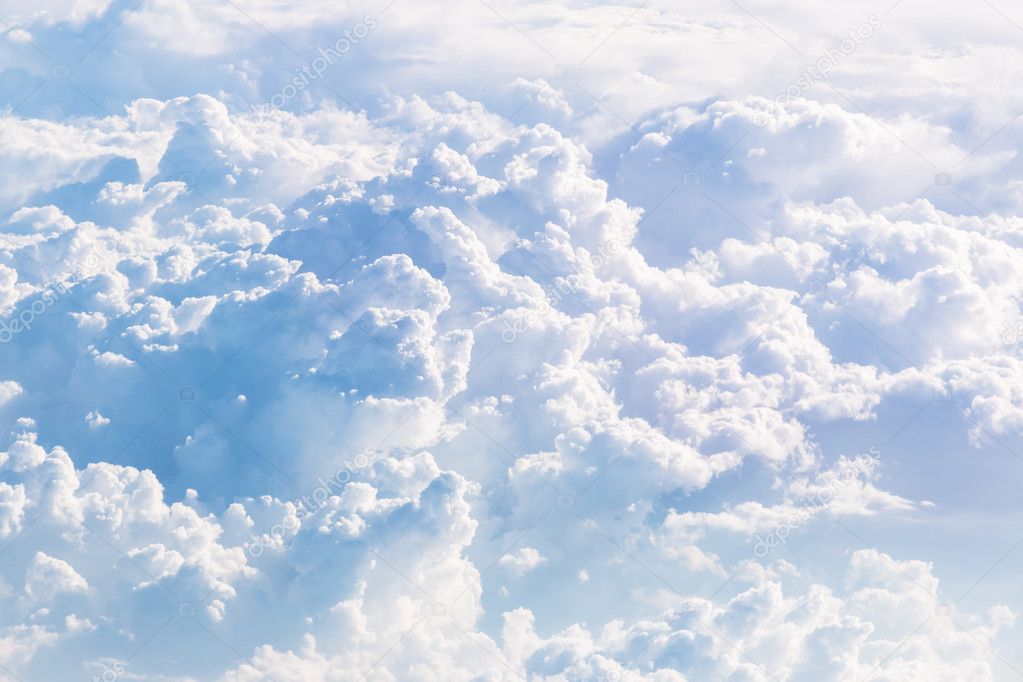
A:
0;0;1021;680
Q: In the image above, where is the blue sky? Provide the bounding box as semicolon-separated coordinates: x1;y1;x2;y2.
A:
0;0;1022;680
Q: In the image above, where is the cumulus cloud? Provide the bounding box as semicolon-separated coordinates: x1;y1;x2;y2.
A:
0;1;1019;680
0;382;22;406
24;552;89;602
499;547;547;577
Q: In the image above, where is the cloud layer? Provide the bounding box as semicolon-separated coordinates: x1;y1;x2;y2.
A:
0;1;1022;680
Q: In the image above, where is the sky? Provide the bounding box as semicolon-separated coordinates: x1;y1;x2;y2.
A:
0;0;1022;680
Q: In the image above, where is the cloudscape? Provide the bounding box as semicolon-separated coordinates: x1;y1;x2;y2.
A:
1;0;1022;679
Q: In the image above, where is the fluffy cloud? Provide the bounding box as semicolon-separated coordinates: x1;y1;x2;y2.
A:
496;549;1012;681
499;547;547;577
0;1;1019;680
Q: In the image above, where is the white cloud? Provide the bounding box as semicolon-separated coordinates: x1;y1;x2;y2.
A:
0;2;1019;679
0;381;22;406
84;410;109;428
499;547;547;577
24;552;88;602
